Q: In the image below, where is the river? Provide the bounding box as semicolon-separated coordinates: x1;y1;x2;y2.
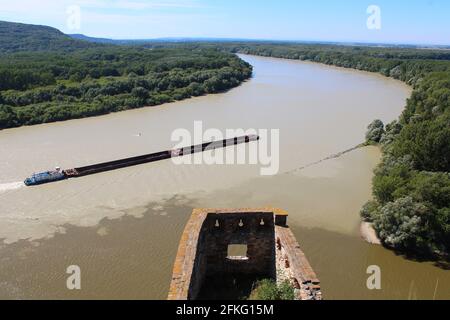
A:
0;55;448;300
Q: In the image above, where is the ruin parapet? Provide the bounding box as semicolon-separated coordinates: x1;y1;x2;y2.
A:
168;208;322;300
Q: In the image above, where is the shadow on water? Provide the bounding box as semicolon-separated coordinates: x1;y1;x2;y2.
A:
390;250;450;270
0;195;196;299
289;224;450;300
0;193;449;300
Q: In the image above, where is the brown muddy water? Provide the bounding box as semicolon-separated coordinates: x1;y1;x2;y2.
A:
0;55;447;300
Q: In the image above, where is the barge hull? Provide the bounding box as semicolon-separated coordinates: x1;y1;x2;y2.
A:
64;135;259;178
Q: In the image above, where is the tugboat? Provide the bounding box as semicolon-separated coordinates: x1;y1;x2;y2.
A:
24;167;67;186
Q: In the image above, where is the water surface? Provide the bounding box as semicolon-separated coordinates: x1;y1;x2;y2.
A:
1;55;447;300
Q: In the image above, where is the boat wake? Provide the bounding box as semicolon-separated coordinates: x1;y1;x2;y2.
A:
288;144;363;174
0;181;25;194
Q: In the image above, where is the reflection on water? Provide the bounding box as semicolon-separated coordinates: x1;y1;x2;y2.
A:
1;55;446;300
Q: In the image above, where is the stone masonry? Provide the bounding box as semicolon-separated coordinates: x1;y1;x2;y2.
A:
168;208;322;300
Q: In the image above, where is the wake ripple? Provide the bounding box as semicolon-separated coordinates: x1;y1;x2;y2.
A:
0;181;25;194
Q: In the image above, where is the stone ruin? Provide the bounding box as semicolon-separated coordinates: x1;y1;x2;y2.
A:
168;208;322;300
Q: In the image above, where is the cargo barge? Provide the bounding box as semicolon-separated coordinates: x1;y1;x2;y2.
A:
24;135;259;186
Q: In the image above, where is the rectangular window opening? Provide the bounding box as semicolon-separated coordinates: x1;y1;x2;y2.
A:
227;244;248;260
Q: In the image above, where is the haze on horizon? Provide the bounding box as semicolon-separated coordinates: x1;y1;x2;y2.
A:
0;0;449;45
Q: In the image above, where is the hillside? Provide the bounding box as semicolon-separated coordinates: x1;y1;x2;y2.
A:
0;20;97;53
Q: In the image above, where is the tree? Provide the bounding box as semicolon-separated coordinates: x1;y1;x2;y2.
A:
373;197;429;251
131;86;149;99
365;119;385;144
360;200;379;222
249;280;295;300
0;105;17;128
391;115;450;172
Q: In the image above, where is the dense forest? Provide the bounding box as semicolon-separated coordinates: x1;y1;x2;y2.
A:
0;22;252;129
206;42;449;259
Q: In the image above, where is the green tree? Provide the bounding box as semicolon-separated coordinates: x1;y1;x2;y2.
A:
0;105;17;128
366;119;385;144
372;197;429;251
249;280;295;300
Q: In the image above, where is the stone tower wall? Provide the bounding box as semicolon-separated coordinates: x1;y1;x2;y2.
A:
168;208;321;300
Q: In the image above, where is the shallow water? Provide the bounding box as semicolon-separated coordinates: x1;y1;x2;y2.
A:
1;55;447;300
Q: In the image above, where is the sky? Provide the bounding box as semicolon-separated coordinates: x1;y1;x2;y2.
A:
0;0;449;45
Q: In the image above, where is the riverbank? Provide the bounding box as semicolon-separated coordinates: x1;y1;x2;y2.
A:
229;45;449;258
360;222;382;245
0;48;252;130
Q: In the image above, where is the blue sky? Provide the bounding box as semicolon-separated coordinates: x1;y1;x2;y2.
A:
0;0;449;44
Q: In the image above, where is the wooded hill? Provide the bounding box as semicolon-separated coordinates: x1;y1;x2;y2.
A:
0;21;97;53
0;21;252;129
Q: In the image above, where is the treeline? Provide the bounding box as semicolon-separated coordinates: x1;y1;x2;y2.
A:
205;43;449;259
0;47;252;129
362;72;449;258
216;43;450;85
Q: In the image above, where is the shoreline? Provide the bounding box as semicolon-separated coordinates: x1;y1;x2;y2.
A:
360;221;382;245
1;53;412;134
237;53;412;93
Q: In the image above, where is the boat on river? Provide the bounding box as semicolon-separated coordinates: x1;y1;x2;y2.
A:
24;168;66;186
24;135;259;186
